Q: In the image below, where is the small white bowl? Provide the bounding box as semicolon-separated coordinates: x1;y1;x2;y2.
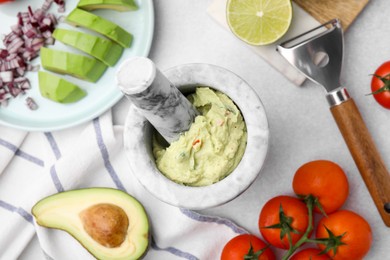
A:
123;63;269;210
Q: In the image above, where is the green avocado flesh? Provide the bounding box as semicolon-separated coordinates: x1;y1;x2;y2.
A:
78;0;138;11
32;188;149;260
53;28;123;67
38;71;87;103
66;8;133;48
40;47;107;83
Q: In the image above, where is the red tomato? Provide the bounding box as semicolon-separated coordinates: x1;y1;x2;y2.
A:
290;248;331;260
316;210;372;260
0;0;14;3
221;234;275;260
370;61;390;109
258;196;310;249
292;160;349;214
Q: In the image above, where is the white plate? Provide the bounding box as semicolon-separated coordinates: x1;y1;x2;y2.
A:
0;0;154;131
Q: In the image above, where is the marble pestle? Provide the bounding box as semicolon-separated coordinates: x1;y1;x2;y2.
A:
116;57;198;143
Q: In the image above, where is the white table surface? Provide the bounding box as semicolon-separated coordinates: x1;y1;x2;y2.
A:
19;0;390;259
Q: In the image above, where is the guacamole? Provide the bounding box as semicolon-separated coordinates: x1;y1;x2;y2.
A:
153;87;247;187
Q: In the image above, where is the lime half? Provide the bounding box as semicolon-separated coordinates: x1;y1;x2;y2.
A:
226;0;293;45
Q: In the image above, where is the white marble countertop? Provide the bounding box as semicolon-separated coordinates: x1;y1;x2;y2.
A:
20;0;390;259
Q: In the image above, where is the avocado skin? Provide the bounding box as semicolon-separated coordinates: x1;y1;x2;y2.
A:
40;47;107;83
78;0;138;12
66;8;133;48
32;187;150;260
38;71;87;103
53;28;124;67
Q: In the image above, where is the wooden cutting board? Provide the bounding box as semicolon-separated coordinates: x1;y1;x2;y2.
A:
293;0;370;30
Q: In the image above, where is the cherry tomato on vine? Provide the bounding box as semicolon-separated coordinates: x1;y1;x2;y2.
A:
292;160;349;214
316;210;372;260
258;196;310;249
370;61;390;109
220;234;275;260
290;248;331;260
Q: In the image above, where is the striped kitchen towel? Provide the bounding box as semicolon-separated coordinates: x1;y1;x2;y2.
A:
0;110;247;260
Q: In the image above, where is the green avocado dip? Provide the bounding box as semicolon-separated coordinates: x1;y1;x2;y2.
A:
152;87;247;187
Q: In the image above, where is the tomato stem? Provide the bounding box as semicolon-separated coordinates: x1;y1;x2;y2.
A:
281;195;315;260
244;244;269;260
263;203;300;248
368;73;390;95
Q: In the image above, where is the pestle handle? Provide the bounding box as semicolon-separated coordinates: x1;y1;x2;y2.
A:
116;57;198;143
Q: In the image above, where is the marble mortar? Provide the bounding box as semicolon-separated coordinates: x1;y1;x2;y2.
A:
123;63;269;210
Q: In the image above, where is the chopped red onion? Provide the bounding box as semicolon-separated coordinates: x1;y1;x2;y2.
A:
5;53;17;61
0;71;13;82
21;80;31;90
42;30;52;39
8;82;23;97
27;64;40;72
0;49;8;59
44;37;54;45
26;97;38;110
7;37;24;53
0;0;65;108
16;67;25;77
47;13;57;25
23;24;38;39
11;24;22;35
42;0;54;11
54;0;65;13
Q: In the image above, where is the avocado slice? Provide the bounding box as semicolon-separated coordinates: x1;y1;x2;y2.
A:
78;0;138;12
40;47;107;83
53;28;124;67
38;71;87;103
66;8;133;48
32;188;150;260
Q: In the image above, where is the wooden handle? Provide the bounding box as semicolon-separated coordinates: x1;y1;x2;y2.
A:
293;0;369;31
331;99;390;227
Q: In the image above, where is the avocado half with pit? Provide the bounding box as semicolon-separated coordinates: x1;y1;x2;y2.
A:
66;8;133;48
78;0;138;12
53;29;123;67
32;188;149;260
40;47;107;83
38;71;87;103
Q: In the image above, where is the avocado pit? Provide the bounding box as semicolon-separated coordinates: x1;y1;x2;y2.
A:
80;203;129;248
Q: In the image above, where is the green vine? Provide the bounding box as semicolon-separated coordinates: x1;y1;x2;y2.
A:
281;195;315;260
257;194;348;260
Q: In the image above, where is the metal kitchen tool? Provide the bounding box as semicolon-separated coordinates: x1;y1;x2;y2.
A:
277;19;390;227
